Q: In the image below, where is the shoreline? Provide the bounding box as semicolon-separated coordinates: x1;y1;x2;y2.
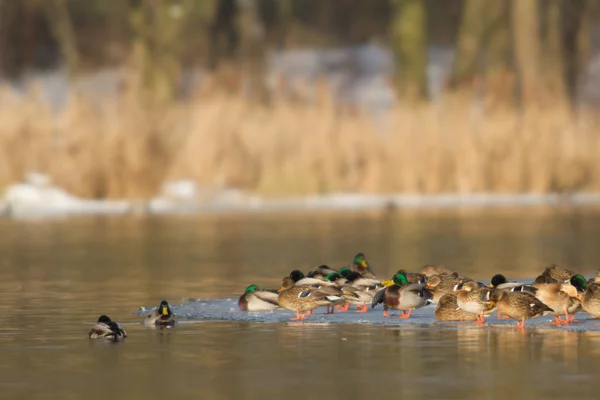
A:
3;191;600;220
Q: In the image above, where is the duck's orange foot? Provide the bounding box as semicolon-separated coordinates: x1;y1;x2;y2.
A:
399;310;413;319
355;303;368;313
334;304;347;312
383;310;391;318
497;312;510;319
289;311;305;321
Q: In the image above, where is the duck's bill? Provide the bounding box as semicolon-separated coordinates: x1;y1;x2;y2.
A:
277;286;285;293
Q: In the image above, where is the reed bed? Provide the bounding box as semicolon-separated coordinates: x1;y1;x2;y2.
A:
1;81;600;199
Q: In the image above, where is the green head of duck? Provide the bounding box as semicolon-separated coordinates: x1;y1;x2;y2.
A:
570;274;588;292
325;272;342;282
244;284;259;295
490;274;508;287
160;300;171;316
290;270;305;282
392;272;409;286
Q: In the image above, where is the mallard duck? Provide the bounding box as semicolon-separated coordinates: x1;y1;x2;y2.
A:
454;280;497;324
396;269;426;284
494;290;554;329
488;274;538;319
534;280;580;325
145;300;177;326
434;294;478;322
347;253;376;278
89;315;127;341
371;272;433;318
570;274;600;318
425;273;462;303
238;284;280;311
307;265;339;279
289;269;331;286
277;277;344;320
333;272;383;312
541;264;575;282
418;264;454;278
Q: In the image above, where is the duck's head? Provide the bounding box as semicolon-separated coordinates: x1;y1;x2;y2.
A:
325;272;342;282
289;270;305;282
97;315;112;324
159;300;171;316
353;253;375;275
339;266;352;278
570;274;588;297
392;272;409;286
438;294;456;306
425;275;442;289
278;276;295;293
244;284;259;295
489;274;508;288
344;271;363;283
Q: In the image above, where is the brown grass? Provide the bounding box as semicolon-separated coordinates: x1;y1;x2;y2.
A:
1;80;600;199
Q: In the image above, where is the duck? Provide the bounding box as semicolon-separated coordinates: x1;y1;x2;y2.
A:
347;253;376;278
454;280;497;324
434;294;478;322
307;265;339;279
334;271;383;312
418;264;454;278
533;280;581;325
424;272;462;304
145;300;177;326
371;272;433;318
570;274;600;318
395;269;426;284
88;315;127;341
277;277;344;320
493;290;554;329
238;284;280;311
288;269;332;286
541;264;576;282
488;274;538;319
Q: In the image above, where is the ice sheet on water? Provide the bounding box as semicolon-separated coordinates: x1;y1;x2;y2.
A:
136;297;600;331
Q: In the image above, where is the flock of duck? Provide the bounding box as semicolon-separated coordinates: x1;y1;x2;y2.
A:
88;252;600;341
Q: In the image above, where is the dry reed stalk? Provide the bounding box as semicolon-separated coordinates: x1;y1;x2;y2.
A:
1;80;600;199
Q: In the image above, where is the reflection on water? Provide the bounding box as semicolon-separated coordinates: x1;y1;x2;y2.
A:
1;208;600;399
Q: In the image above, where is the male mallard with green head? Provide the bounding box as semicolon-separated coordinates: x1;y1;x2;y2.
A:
238;284;280;311
454;280;497;324
348;253;376;279
89;315;127;341
371;272;433;318
570;274;600;319
493;290;554;329
434;294;478;322
145;300;177;326
277;277;344;320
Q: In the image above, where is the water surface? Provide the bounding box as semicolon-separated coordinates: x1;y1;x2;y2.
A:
2;208;600;399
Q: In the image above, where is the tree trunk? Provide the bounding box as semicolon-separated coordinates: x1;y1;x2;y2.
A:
542;0;566;99
238;0;270;104
561;0;589;104
450;0;487;88
484;0;512;104
42;0;80;75
510;0;541;105
391;0;428;102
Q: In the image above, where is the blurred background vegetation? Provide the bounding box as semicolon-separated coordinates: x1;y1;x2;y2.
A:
1;0;600;199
